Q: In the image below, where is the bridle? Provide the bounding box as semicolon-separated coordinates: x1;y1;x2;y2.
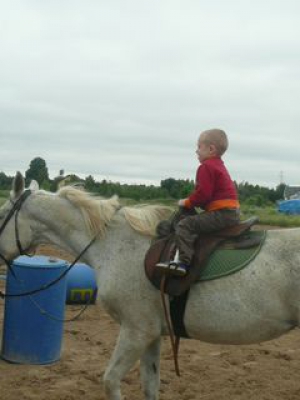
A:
0;189;33;270
0;189;98;298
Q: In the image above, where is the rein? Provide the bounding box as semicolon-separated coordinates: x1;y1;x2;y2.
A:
0;190;98;299
160;276;181;377
0;235;98;299
156;213;182;377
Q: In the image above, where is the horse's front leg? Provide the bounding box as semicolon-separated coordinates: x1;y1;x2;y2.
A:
140;336;161;400
103;325;160;400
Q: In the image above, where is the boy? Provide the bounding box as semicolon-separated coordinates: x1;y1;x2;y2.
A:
155;128;240;277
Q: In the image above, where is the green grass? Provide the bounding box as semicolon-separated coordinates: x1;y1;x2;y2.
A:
241;205;300;227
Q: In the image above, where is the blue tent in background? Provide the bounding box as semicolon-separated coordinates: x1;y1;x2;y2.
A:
278;199;300;215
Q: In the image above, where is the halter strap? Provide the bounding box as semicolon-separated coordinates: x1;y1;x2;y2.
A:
0;190;32;273
0;190;31;237
14;191;33;255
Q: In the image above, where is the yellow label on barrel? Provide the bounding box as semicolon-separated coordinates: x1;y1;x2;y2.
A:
70;288;94;301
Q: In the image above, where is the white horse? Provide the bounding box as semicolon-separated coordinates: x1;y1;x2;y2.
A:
0;172;300;400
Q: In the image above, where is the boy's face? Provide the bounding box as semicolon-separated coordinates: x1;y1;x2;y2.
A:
196;133;217;163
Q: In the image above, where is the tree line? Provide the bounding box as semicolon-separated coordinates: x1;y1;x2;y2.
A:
0;157;286;205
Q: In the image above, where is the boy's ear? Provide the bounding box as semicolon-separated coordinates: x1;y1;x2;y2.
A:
11;171;25;200
209;144;217;154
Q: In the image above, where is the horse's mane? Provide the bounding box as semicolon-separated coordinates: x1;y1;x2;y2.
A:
58;187;120;237
121;205;173;236
57;187;173;237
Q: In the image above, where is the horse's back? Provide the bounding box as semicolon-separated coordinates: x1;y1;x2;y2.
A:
183;229;300;343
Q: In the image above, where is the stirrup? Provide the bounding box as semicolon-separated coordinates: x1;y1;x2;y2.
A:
155;261;188;277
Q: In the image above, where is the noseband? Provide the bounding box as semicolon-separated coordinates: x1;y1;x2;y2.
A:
0;190;32;269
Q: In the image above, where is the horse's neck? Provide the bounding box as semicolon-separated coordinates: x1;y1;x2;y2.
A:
89;215;153;274
28;196;152;270
29;195;91;256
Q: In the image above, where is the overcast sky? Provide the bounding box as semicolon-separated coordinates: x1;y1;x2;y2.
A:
1;0;299;188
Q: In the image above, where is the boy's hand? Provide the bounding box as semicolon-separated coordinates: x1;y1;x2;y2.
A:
178;199;187;207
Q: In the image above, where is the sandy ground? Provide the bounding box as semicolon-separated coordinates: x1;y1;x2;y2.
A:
1;228;300;400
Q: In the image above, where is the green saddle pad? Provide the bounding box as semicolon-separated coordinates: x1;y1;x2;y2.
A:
198;230;267;281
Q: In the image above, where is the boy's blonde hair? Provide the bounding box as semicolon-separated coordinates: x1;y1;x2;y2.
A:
200;128;228;156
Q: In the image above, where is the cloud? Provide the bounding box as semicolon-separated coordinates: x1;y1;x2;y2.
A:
0;0;299;188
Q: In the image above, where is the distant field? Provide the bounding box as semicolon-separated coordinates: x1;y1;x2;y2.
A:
141;202;300;228
131;200;300;228
0;192;299;228
241;205;300;227
123;199;300;228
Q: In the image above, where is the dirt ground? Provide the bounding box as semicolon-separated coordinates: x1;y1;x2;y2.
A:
1;228;300;400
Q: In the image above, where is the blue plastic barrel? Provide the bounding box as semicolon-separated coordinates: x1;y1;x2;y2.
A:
66;263;98;304
1;255;68;364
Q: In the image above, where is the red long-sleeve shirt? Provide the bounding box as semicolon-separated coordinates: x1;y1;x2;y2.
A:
186;158;239;211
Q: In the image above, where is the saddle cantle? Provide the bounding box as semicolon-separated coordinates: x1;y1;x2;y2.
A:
144;216;260;297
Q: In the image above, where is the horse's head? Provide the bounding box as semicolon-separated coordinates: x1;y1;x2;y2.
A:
0;172;38;265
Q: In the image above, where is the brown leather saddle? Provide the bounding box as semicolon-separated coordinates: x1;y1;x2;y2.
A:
144;216;259;297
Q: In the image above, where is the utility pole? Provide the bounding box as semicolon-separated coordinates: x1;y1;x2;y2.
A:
279;171;284;185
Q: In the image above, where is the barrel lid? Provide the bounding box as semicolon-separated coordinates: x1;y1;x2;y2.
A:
12;255;68;269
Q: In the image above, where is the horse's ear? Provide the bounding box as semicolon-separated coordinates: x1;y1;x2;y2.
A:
29;180;39;191
11;171;25;200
